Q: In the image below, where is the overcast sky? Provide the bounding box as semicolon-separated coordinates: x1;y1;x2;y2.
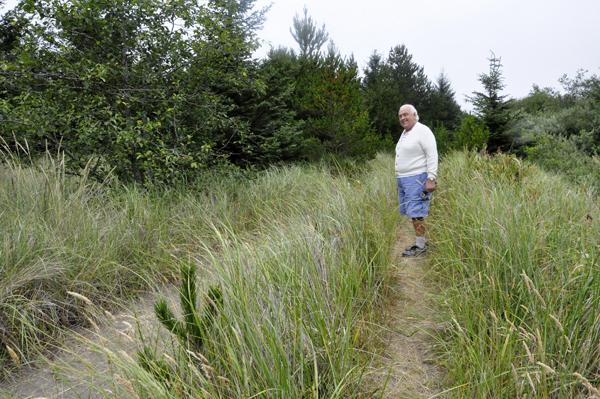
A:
2;0;599;112
253;0;600;110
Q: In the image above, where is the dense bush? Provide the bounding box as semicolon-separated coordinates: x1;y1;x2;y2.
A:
0;0;272;185
456;114;490;151
525;132;600;192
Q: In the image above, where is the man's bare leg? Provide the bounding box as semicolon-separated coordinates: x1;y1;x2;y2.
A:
412;217;425;237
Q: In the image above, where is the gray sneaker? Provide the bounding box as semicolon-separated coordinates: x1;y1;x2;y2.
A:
402;244;428;257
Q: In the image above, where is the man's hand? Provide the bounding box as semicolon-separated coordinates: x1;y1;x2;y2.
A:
425;179;436;193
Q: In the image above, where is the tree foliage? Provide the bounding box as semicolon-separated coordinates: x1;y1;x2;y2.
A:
466;52;512;150
290;6;329;60
362;45;432;142
362;45;462;148
235;46;308;165
514;84;562;114
0;3;24;56
429;71;462;132
454;114;490;151
509;69;600;156
1;0;266;184
254;9;380;161
295;52;377;159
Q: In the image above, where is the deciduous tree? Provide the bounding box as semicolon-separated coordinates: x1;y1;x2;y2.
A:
1;0;266;184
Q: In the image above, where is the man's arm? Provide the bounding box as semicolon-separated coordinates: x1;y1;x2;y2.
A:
421;126;438;183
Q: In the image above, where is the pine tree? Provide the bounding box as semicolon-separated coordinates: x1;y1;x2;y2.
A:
289;6;328;59
362;45;433;143
467;52;512;150
429;71;462;132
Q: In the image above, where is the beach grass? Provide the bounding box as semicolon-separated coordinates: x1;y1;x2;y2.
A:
430;149;600;397
0;150;399;398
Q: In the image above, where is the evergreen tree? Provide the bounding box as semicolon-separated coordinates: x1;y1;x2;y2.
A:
290;6;328;59
361;51;392;140
231;46;308;165
296;51;376;158
429;71;462;132
362;45;433;144
467;52;512;150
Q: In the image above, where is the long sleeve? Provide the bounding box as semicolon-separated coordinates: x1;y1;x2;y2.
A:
420;127;438;180
395;122;438;179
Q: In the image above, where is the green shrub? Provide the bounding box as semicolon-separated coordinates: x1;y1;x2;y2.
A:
525;132;600;192
454;114;490;151
433;122;452;156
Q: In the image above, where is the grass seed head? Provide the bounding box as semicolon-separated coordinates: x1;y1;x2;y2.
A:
86;316;100;332
573;372;600;397
489;310;498;323
196;351;209;364
6;345;20;368
114;374;140;399
104;310;117;322
549;314;564;333
563;335;572;351
537;361;555;374
521;270;533;290
511;363;519;382
117;330;135;343
526;372;536;394
217;375;231;385
201;363;213;381
522;341;535;365
164;353;177;366
67;291;93;306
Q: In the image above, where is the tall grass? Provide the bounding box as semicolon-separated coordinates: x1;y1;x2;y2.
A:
0;146;191;373
101;157;398;398
1;149;400;397
431;150;600;397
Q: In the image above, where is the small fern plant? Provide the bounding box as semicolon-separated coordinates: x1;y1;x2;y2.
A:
153;262;223;352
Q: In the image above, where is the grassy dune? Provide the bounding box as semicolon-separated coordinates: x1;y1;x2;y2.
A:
0;152;399;397
3;148;600;397
431;150;600;397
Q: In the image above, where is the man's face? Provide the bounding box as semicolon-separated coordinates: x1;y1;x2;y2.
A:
398;107;417;131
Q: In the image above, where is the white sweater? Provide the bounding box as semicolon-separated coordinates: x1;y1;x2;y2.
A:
394;122;438;180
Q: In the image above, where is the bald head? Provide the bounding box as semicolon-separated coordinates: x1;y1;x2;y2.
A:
398;104;418;131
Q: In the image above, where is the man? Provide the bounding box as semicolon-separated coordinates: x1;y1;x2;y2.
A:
395;104;438;257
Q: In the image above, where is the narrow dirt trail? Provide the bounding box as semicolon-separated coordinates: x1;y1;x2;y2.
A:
373;227;448;398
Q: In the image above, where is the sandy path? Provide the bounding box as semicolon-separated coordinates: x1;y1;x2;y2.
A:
372;226;448;398
1;286;180;399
